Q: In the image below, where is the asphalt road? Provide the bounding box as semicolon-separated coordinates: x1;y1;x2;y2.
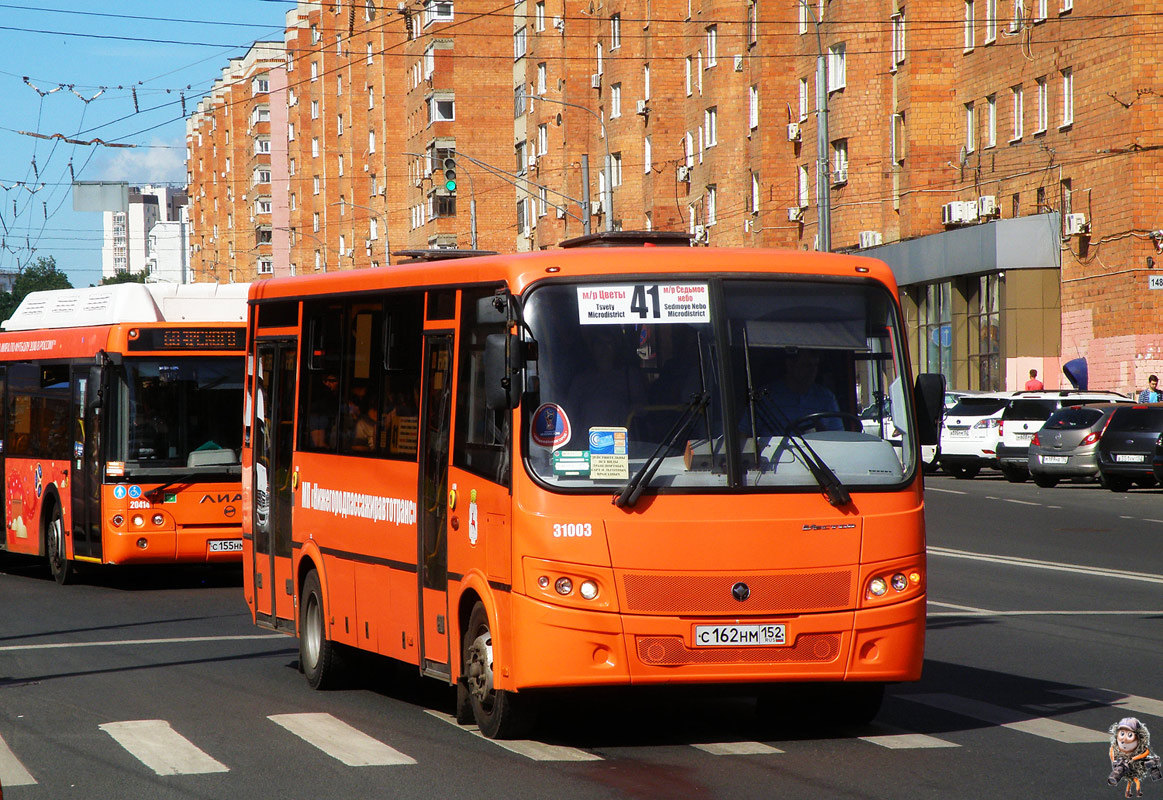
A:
1;472;1160;799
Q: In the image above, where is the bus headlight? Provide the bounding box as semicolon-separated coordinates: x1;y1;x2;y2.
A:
152;513;165;526
891;573;909;592
554;577;573;595
868;577;888;597
132;515;145;528
579;580;599;600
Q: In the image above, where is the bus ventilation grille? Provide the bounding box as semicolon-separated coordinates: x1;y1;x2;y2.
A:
635;634;841;666
621;571;853;615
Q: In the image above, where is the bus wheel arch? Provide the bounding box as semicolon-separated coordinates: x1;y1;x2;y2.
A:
460;599;534;739
41;488;72;585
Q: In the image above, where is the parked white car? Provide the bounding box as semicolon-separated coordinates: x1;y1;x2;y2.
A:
938;392;1015;478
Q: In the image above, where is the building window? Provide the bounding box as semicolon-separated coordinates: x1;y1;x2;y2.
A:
917;282;952;384
706;25;717;66
367;42;374;64
337;114;344;135
514;26;526;59
313;212;320;231
891;10;906;68
610;14;621;49
684;132;694;167
428;95;455;123
965;102;975;152
984;0;997;42
986;94;996;148
612;152;622;186
516;198;528;235
610;83;622;117
1034;0;1047;21
424;1;454;26
313;176;320;195
832;139;848;180
968;274;1002;391
259;258;273;274
964;0;975;50
697;51;703;93
538;186;548;217
748;2;758;46
1060;67;1073;126
1011;84;1023;141
644;135;652;173
515;140;527;176
537;123;548;156
368;86;375;109
310;61;318;81
827;43;846;91
749;85;759;130
535;1;545;31
336;75;343;96
1036;76;1047;132
749;172;759;214
255;139;271;155
891;112;905;163
706;185;717;224
798;165;809;207
312;137;319;158
537;62;547;94
685;57;692;96
596;43;603;75
798;0;808;34
514;83;526;118
799;78;809;120
311;99;319;119
704;107;717;146
338;155;344;176
252;77;270;94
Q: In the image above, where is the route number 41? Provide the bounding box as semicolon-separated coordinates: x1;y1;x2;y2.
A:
630;284;661;318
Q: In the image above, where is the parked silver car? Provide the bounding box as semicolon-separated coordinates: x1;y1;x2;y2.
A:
1026;403;1124;487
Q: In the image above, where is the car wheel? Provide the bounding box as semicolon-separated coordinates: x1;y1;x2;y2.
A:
944;464;980;479
1135;476;1157;489
1002;467;1029;483
1103;475;1133;493
1032;474;1059;488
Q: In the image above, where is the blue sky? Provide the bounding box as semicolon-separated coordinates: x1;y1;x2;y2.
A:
0;2;291;286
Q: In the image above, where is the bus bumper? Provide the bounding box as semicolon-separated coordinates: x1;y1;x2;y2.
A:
100;526;244;564
508;593;925;689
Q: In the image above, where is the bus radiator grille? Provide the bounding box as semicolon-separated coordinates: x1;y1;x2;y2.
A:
635;634;841;666
621;571;853;615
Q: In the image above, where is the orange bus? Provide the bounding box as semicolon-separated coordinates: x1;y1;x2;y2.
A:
241;234;942;737
0;283;249;583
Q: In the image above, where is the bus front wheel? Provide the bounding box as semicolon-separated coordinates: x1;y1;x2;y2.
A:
45;504;72;585
299;570;344;689
461;602;534;739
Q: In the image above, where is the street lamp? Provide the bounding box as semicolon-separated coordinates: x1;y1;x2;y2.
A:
531;94;612;232
330;200;391;265
800;0;832;252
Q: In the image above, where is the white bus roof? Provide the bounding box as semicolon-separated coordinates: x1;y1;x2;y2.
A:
1;283;250;331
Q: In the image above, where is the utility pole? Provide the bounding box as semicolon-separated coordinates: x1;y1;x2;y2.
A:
803;0;831;252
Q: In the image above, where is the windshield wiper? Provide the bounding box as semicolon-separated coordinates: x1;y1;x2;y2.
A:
614;391;710;509
740;338;849;508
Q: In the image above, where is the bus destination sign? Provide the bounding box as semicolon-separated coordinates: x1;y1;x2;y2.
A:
127;327;246;351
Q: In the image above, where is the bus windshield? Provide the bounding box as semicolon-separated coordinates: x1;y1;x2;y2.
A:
118;357;244;473
522;278;915;493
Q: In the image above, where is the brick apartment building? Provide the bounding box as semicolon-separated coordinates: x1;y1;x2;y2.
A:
185;0;1163;394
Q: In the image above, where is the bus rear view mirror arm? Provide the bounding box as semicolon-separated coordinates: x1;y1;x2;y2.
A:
484;332;523;410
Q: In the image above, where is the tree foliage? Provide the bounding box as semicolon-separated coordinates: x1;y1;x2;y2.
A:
0;256;74;323
100;271;147;286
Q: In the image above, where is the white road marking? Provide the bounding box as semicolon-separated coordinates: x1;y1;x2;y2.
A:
1002;498;1040;506
928;601;1163;617
693;741;783;755
1052;688;1163;719
901;694;1107;744
859;724;959;749
0;634;286;653
0;732;37;786
424;711;602;761
269;713;415;766
1143;518;1163;524
928;546;1163;585
925;487;967;495
99;720;229;775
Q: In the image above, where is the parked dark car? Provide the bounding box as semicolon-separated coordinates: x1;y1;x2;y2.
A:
1095;404;1163;492
1027;403;1125;488
996;391;1127;482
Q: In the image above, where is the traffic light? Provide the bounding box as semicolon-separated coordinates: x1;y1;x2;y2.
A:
443;154;457;194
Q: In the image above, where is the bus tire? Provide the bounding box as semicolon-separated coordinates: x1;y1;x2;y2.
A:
299;570;344;689
462;601;534;739
45;502;72;585
833;682;885;725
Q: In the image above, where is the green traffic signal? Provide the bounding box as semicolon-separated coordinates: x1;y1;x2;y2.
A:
443;156;457;194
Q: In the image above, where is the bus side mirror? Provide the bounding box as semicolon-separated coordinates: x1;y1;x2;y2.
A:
914;373;945;446
484;333;523;410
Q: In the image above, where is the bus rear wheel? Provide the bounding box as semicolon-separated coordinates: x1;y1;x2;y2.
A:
299;570;344;689
461;602;534;739
45;504;72;585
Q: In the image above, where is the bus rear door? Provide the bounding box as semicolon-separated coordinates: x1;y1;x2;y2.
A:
70;366;103;561
253;339;298;632
418;331;454;678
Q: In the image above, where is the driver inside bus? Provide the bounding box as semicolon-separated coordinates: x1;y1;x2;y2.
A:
746;348;842;434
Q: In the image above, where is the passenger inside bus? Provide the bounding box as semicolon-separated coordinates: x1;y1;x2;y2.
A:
308;372;341;448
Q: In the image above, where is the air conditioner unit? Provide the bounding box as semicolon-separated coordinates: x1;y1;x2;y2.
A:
590;73;602;89
556;206;565;219
693;224;708;243
527;154;538;169
590;200;602;215
743;219;752;232
636;99;648;115
942;201;968;225
1065;213;1089;236
553;15;564;31
345;248;355;257
787;122;801;142
961;200;979;223
788;206;804;222
734;54;744;72
831;167;848;185
858;230;883;249
978;195;998;218
677;165;691;183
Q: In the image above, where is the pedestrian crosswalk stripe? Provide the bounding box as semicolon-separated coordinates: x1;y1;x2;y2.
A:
901;694;1107;744
693;742;783;755
1052;687;1163;719
268;713;416;766
0;732;37;786
99;720;229;775
859;724;959;749
424;711;603;761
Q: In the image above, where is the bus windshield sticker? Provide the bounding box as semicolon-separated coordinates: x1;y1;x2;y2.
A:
532;403;571;450
588;427;629;479
552;450;591;476
577;283;710;325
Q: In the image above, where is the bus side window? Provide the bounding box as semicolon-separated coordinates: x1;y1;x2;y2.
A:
453;287;511;486
338;304;383;456
300;303;343;452
380;293;424;461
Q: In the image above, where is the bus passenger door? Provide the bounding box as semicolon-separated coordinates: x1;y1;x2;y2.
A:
254;339;298;632
70;367;102;560
418;334;453;677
